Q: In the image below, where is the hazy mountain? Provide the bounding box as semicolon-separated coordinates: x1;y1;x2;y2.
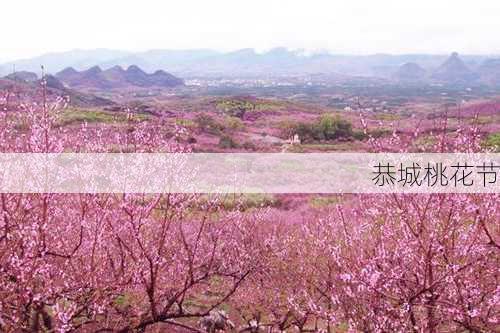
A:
432;52;479;83
58;66;111;89
0;65;8;77
394;62;427;81
183;48;308;76
4;71;38;82
56;67;80;82
1;49;131;75
477;58;500;85
1;48;495;80
43;74;66;90
147;69;185;87
56;65;184;89
99;65;126;83
179;51;489;78
97;49;220;73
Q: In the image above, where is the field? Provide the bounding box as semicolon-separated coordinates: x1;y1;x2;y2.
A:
0;76;498;333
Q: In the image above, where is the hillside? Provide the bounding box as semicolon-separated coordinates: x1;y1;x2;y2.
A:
44;75;115;106
0;75;114;107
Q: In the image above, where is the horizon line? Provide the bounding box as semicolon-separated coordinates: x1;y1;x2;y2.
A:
2;47;500;64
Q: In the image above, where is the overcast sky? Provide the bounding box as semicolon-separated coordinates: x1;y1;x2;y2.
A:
2;0;500;61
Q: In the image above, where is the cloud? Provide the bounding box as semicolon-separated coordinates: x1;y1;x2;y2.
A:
2;0;500;60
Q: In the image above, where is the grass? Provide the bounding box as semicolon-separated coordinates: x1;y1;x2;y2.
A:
216;99;255;117
219;194;280;211
374;113;403;121
151;194;280;221
474;115;499;125
223;116;245;131
114;294;133;309
368;128;392;138
57;108;150;126
9;108;150;131
215;98;286;117
191;194;280;211
309;195;343;208
412;135;438;150
483;132;500;152
175;118;196;129
287;142;362;152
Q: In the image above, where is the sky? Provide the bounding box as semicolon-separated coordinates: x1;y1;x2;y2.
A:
2;0;500;61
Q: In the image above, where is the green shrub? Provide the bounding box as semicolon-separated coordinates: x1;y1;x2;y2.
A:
284;114;355;142
224;116;244;131
216;99;255;118
483;133;500;152
368;128;392;138
175;118;196;128
195;113;224;135
352;130;368;140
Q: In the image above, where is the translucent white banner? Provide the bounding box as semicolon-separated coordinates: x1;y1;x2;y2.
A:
0;153;498;193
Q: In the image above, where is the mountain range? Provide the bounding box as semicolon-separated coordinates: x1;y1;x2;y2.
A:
393;52;492;83
1;48;500;85
55;65;184;89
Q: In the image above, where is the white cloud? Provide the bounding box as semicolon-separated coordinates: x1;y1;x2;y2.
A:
2;0;500;60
